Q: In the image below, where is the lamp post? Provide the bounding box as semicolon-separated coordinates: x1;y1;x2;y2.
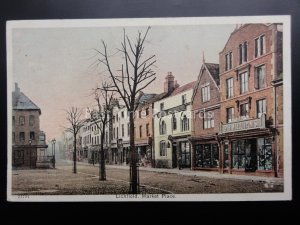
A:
28;139;32;168
51;138;56;168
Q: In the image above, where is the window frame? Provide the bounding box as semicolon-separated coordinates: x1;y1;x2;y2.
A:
226;77;234;99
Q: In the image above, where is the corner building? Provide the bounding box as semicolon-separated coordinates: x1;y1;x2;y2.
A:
218;24;283;177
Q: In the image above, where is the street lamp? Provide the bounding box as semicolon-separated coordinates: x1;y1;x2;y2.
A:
51;138;56;168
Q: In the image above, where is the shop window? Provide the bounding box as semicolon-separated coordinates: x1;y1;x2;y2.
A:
160;141;167;156
195;144;219;168
180;142;191;167
257;138;272;170
232;140;246;169
224;144;229;168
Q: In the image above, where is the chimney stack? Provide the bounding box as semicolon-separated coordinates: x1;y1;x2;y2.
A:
164;72;176;93
15;83;20;95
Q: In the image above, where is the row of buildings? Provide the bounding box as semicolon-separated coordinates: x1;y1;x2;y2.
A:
63;23;284;177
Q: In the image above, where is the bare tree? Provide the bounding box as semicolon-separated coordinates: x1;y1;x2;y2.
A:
65;107;85;174
95;26;156;193
88;82;115;181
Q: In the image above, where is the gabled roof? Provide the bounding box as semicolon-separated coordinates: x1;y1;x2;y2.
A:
191;62;220;102
12;91;41;114
170;80;196;97
204;63;220;85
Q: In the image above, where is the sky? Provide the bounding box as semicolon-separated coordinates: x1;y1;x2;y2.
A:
11;22;236;141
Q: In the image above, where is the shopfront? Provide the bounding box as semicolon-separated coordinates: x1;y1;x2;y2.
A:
219;115;276;176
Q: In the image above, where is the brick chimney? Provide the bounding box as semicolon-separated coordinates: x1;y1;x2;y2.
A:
164;72;176;93
15;82;20;96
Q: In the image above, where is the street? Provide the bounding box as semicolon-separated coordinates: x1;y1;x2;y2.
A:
12;161;283;195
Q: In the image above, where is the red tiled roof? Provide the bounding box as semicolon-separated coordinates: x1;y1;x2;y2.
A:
170;81;196;96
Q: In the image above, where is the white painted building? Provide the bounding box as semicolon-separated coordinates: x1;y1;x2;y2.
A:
153;72;196;168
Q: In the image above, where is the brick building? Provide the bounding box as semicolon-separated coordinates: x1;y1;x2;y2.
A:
12;83;48;168
189;62;221;171
134;92;166;167
218;23;283;177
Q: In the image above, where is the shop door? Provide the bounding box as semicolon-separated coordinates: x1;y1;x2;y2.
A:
172;144;177;168
180;142;191;168
245;139;257;172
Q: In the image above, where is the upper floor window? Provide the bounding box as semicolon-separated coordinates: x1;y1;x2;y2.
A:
239;42;248;64
139;110;142;118
19;116;25;126
121;124;124;137
257;99;266;118
145;108;149;116
182;94;187;105
105;131;108;144
12;132;15;143
255;35;266;58
146;123;150;136
227;107;234;123
12;116;15;126
121;111;124;118
255;65;266;90
172;114;177;130
29;115;35;126
226;77;234;99
19;132;25;142
160;141;167;157
201;85;210;102
117;127;119;139
160;120;166;135
139;125;142;138
203;111;214;129
240;72;249;94
181;115;189;131
30;132;35;140
160;103;164;111
127;123;130;136
113;128;116;139
240;103;249;118
225;52;233;71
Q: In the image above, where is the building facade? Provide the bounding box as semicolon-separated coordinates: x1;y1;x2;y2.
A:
154;72;196;168
12;83;47;168
190;62;221;171
218;23;283;177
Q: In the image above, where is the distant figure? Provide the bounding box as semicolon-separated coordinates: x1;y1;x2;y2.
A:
178;156;182;170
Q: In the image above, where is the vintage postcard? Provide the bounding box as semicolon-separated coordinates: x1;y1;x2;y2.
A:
6;16;291;201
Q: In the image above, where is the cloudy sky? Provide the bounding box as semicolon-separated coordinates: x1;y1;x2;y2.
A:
10;20;236;141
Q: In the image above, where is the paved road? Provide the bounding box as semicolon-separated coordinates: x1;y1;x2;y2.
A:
56;161;283;194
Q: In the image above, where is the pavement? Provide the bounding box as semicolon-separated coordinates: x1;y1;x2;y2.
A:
59;159;283;185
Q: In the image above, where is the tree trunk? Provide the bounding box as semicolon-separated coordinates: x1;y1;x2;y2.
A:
73;137;77;174
129;110;138;194
99;132;106;181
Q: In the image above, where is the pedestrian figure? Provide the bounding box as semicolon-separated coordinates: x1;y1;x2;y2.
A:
178;156;182;170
